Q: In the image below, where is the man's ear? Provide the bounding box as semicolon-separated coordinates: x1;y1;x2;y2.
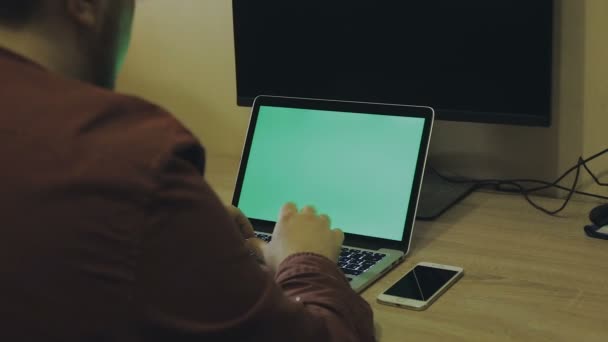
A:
65;0;104;30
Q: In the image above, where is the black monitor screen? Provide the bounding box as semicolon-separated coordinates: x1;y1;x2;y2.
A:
233;0;554;126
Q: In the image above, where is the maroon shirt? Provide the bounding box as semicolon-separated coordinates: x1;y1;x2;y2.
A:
0;48;375;341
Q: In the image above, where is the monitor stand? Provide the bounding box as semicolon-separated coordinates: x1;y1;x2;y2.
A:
416;169;477;220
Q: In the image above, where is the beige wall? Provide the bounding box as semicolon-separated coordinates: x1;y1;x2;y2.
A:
117;0;607;199
117;0;249;157
581;0;608;195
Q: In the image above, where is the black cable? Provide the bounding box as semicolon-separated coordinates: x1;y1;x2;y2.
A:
526;148;608;193
583;162;608;187
431;167;608;200
430;148;608;216
520;157;582;215
493;179;607;200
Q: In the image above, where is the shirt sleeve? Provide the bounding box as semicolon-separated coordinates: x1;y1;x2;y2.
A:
131;123;376;342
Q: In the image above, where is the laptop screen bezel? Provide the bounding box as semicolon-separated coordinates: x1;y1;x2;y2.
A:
232;95;434;252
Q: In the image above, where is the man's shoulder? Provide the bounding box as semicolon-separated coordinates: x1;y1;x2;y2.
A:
0;49;186;135
0;53;204;175
68;87;205;176
55;80;199;170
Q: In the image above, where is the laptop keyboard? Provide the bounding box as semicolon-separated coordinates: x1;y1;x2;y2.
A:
339;247;386;276
254;233;386;279
256;233;272;243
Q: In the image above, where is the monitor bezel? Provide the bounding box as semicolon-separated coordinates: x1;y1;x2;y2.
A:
232;0;554;127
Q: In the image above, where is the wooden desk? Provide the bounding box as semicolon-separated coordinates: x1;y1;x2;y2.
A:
206;156;608;341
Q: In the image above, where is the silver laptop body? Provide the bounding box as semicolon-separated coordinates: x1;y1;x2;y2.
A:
232;95;434;293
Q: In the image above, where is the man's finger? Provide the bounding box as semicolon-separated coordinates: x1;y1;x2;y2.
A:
279;202;298;221
333;228;345;245
302;205;317;215
320;214;331;226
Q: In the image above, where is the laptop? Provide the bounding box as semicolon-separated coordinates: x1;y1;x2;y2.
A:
232;95;434;293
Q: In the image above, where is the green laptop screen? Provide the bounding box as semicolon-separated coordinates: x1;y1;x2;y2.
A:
237;105;426;241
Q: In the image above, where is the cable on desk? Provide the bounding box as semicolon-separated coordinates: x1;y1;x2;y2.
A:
431;148;608;216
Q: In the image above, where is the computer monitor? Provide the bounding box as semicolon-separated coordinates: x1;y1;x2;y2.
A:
232;0;554;218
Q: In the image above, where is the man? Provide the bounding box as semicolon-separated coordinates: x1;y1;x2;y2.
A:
0;1;375;341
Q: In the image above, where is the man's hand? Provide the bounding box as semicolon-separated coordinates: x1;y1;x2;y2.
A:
263;203;344;272
225;205;266;261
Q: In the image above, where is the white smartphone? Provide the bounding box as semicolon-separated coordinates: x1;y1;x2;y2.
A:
377;262;463;310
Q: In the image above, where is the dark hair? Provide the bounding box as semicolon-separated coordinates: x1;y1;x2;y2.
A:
0;0;40;23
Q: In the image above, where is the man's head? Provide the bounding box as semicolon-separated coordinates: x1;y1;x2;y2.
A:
0;0;135;89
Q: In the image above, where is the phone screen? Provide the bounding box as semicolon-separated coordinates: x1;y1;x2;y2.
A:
384;265;459;301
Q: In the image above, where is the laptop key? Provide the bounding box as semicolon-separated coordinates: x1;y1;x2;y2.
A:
252;235;387;276
254;233;272;242
361;262;376;269
342;268;363;276
338;248;387;276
